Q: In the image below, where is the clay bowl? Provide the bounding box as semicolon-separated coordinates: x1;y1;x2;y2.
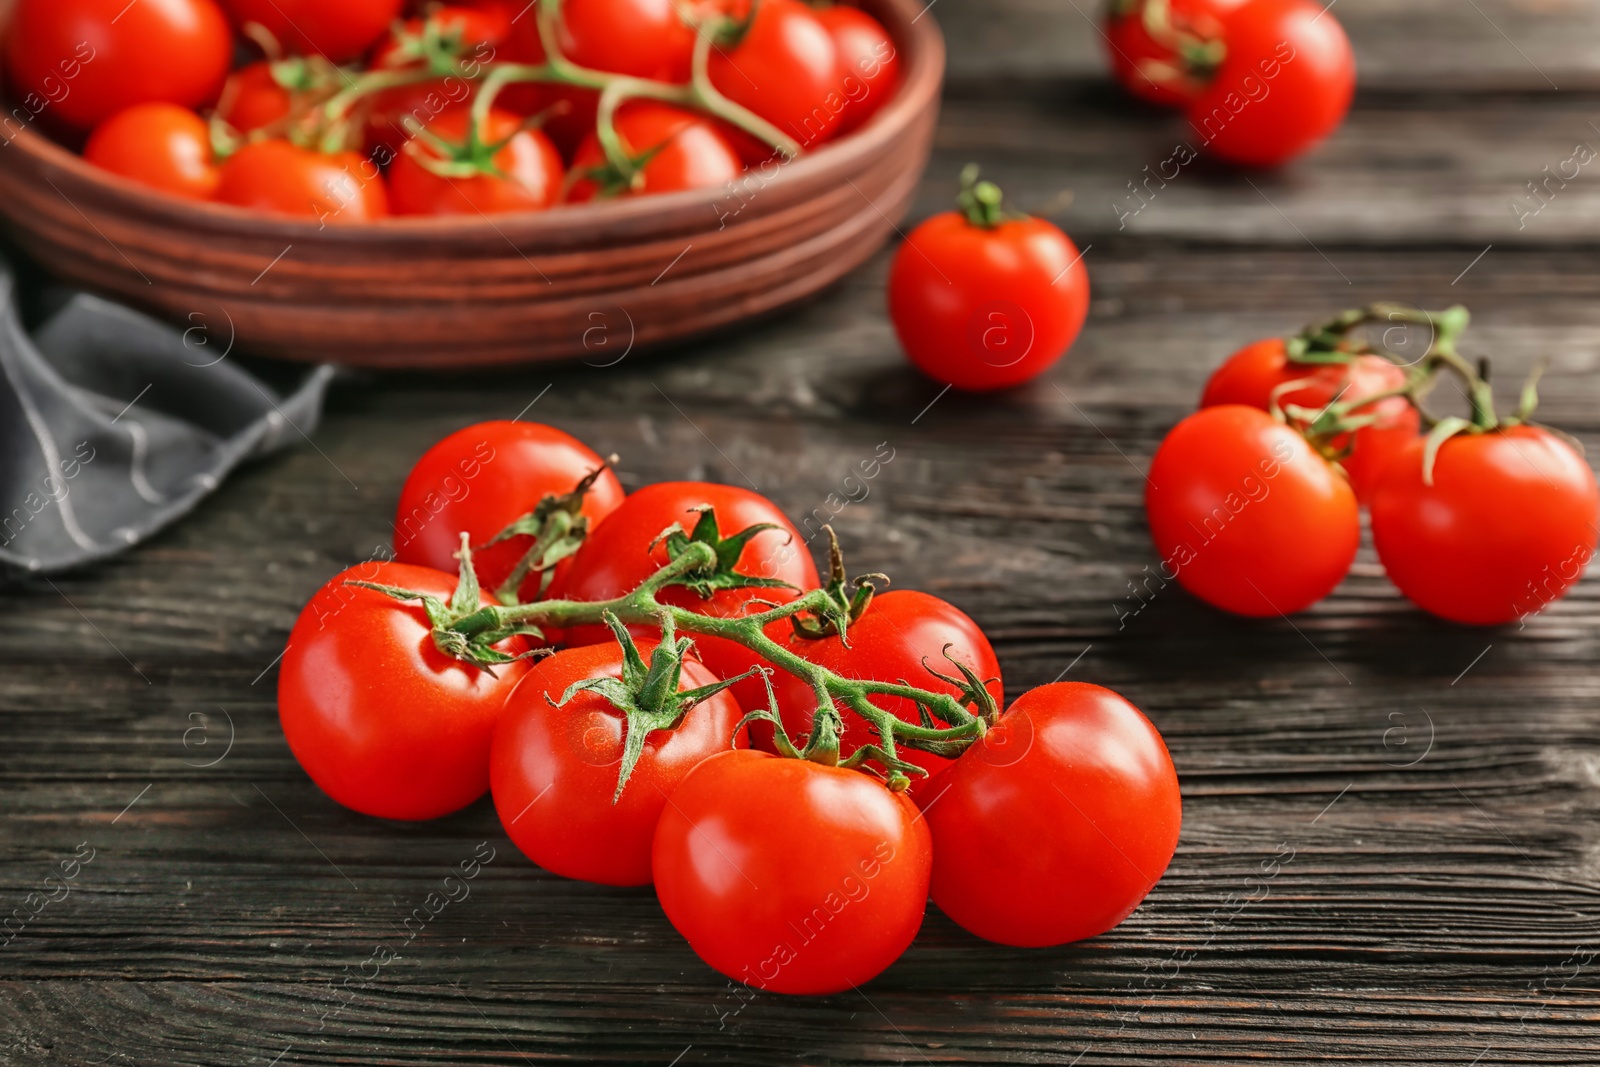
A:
0;0;943;368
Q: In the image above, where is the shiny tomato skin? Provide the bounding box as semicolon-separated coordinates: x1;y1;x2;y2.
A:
926;682;1181;947
491;642;745;886
365;7;510;154
84;104;219;200
1370;426;1600;626
1145;405;1359;616
215;140;390;222
1103;0;1247;108
6;0;232;131
1201;338;1420;500
1185;0;1355;167
278;562;531;820
558;0;698;82
816;4;901;134
221;0;403;62
709;0;844;148
393;420;624;602
566;101;744;201
889;212;1090;392
652;750;931;993
217;61;292;134
550;481;819;681
389;108;565;216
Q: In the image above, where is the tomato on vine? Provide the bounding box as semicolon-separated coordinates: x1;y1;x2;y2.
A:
388;107;566;216
215;140;389;221
556;0;703;83
708;0;845;153
220;0;402;63
365;6;512;153
84;104;220;201
565;101;744;201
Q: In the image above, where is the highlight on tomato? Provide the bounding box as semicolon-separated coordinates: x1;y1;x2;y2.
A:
215;139;390;221
84;104;221;201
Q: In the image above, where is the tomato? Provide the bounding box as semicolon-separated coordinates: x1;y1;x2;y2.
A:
925;682;1181;947
1201;338;1419;500
1103;0;1245;108
1145;405;1359;616
758;590;1002;797
1185;0;1355;167
454;0;598;155
1370;426;1599;625
708;0;844;150
550;482;819;682
217;62;292;134
491;641;745;886
221;0;403;62
566;101;743;201
815;4;901;134
365;6;511;153
889;176;1090;392
557;0;699;82
215;140;390;222
652;750;930;993
393;420;625;604
388;107;565;216
84;104;219;200
278;562;531;820
5;0;232;131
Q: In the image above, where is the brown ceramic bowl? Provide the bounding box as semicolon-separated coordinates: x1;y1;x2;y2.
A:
0;0;943;368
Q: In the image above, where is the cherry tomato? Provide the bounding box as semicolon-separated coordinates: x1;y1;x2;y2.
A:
278;562;531;820
1185;0;1355;167
455;0;600;155
393;420;625;603
5;0;232;131
925;682;1181;947
557;0;699;82
550;481;819;683
708;0;844;150
1201;338;1420;501
815;4;901;134
1145;405;1359;616
365;6;511;154
652;750;931;993
216;61;293;134
566;101;744;201
1370;426;1599;625
389;107;566;216
84;104;219;201
1103;0;1246;108
221;0;403;62
215;140;390;222
491;641;746;886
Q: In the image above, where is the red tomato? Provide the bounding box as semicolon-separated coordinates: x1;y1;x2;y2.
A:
221;0;403;62
758;590;1002;797
708;0;844;150
550;481;820;682
652;750;931;993
925;682;1181;947
558;0;699;82
566;101;743;201
84;104;219;200
393;420;625;602
365;6;511;154
1145;405;1359;616
454;0;599;155
491;641;746;886
215;140;390;222
1201;338;1420;500
1370;426;1599;625
889;205;1090;392
815;4;901;134
388;107;566;216
6;0;232;131
217;62;292;134
278;562;531;820
1103;0;1246;108
1185;0;1355;167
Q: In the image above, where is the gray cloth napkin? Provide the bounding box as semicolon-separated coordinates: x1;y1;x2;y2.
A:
0;264;333;575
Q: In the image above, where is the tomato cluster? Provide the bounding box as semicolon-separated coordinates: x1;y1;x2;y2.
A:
9;0;902;219
278;419;1183;993
1144;304;1600;624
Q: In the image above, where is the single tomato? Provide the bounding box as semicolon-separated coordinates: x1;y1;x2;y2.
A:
557;0;700;82
1103;0;1246;108
708;0;844;150
221;0;403;62
84;104;219;200
566;100;743;201
388;107;566;215
365;6;511;153
215;140;389;222
816;4;901;133
217;61;293;134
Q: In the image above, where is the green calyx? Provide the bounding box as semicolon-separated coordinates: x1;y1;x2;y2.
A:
957;164;1022;229
379;13;489;78
651;507;796;599
786;525;886;641
483;459;617;606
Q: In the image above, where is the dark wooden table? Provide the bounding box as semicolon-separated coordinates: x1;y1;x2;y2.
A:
6;2;1600;1063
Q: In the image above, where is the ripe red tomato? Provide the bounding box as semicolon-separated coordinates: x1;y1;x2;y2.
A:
1201;338;1419;500
393;420;625;603
652;750;931;993
84;104;219;200
6;0;232;131
215;140;390;222
454;0;599;154
889;198;1090;392
1103;0;1245;108
925;682;1181;947
491;641;745;886
557;0;700;82
217;61;293;134
708;0;844;150
221;0;403;62
365;6;511;153
278;562;531;820
815;4;901;134
388;108;565;216
1370;426;1599;625
550;482;819;682
1145;405;1359;616
566;101;744;201
1185;0;1355;167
